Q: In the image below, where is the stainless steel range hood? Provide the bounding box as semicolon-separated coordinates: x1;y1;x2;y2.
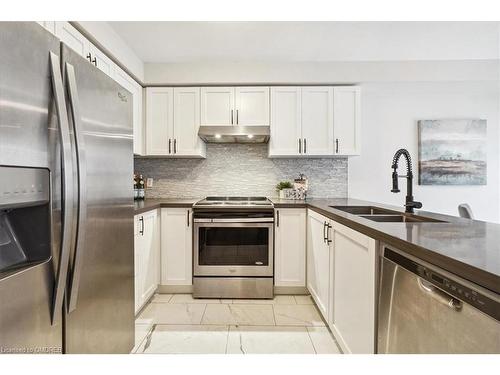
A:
198;126;270;144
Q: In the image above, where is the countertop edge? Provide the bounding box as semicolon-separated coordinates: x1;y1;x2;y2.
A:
305;204;499;295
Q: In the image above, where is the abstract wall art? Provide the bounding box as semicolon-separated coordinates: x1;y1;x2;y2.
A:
418;119;487;185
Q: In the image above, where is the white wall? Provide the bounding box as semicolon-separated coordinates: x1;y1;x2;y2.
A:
144;60;496;85
75;21;144;82
349;81;499;223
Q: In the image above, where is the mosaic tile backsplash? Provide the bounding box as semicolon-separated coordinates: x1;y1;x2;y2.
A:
134;144;347;199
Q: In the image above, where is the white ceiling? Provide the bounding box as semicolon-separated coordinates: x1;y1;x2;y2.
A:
108;22;499;63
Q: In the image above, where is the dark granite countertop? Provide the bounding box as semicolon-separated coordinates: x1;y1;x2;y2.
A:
133;198;200;214
136;197;499;293
273;198;499;294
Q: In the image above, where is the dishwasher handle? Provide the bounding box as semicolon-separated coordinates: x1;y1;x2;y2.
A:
417;278;462;312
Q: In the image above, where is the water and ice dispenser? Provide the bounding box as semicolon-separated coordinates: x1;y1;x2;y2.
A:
0;166;51;274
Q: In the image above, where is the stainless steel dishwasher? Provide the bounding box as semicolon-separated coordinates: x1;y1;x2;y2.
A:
377;245;500;354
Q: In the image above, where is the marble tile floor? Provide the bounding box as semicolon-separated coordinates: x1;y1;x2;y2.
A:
133;294;342;354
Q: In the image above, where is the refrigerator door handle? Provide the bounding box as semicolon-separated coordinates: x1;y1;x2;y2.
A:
49;52;74;325
65;63;88;313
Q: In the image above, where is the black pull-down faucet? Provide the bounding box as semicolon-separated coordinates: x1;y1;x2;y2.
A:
391;149;422;213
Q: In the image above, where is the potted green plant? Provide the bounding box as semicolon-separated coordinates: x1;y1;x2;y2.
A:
275;181;293;199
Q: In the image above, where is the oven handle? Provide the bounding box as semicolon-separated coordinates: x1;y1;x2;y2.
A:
194;218;274;223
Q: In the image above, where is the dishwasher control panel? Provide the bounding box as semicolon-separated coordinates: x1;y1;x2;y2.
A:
385;248;500;321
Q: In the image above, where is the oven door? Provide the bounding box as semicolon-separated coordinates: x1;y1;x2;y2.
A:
194;220;274;277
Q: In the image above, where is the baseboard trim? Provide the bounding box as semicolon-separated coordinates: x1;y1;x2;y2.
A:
274;286;308;295
157;285;307;295
157;285;193;294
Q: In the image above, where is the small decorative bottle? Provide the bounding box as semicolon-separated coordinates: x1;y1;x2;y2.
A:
138;174;145;200
133;173;138;200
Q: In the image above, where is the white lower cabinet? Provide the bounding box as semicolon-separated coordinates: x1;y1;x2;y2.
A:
306;209;377;354
134;210;160;314
306;209;333;319
274;208;306;287
160;208;192;286
330;221;377;354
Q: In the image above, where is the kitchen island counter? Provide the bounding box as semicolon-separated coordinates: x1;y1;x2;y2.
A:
271;197;500;294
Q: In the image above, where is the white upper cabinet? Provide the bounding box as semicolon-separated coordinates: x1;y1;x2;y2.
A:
173;87;206;157
145;87;174;155
301;86;334;156
55;22;90;58
274;208;306;287
333;86;361;155
269;86;360;157
269;87;302;157
38;21;56;35
234;87;270;126
201;87;270;126
113;66;144;155
145;87;205;158
88;43;115;76
200;87;235;126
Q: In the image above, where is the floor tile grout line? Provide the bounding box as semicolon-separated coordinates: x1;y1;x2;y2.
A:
305;326;318;354
224;325;230;354
199;303;209;324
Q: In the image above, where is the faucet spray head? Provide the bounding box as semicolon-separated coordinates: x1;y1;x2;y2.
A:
391;169;400;193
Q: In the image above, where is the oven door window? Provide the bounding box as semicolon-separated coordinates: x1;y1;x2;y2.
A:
198;226;269;266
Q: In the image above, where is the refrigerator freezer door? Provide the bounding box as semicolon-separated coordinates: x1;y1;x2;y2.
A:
61;45;134;354
0;22;63;353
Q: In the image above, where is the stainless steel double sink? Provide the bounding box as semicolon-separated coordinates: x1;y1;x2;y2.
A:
329;206;446;223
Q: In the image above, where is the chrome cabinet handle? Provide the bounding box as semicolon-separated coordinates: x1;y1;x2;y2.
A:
327;223;333;243
236;109;239;124
298;139;302;154
187;210;190;227
174;138;177;154
335;138;339;154
231;109;234;125
303;138;307;154
49;52;74;325
65;62;88;313
91;57;97;67
276;210;280;227
168;139;171;154
139;216;144;235
86;52;92;62
323;221;328;243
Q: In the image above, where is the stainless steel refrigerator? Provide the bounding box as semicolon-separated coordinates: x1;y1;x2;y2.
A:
0;22;134;354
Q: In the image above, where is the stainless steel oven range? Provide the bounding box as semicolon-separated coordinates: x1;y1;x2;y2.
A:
193;197;274;299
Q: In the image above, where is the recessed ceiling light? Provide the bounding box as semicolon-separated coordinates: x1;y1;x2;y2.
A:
247;134;254;139
215;134;221;139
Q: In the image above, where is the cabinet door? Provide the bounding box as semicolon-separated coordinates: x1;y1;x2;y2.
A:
333;87;361;155
161;208;192;285
55;22;90;58
306;209;332;319
200;87;235;126
114;67;144;155
331;221;376;354
141;211;159;303
269;87;302;157
88;43;115;77
146;87;174;155
134;215;143;314
234;87;270;126
173;87;206;157
274;209;306;287
301;87;334;156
